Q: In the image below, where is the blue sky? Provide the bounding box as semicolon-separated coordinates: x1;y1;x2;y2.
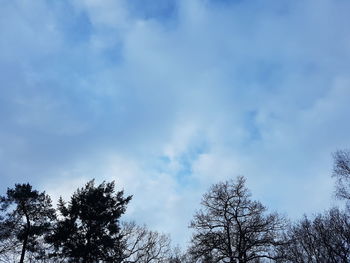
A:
1;0;350;246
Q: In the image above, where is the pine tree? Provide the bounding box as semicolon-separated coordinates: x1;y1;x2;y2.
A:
47;180;132;263
0;183;56;263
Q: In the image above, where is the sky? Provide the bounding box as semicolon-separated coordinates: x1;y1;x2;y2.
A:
1;0;350;247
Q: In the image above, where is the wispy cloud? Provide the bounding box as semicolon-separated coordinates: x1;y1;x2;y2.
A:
1;0;350;245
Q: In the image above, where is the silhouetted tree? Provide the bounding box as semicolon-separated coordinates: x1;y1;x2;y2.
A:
167;246;189;263
333;150;350;200
47;180;132;263
121;222;171;263
275;149;350;262
276;207;350;263
0;232;19;263
0;183;56;263
189;176;285;263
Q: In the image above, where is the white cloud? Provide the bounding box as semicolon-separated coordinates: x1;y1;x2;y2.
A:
72;0;130;29
1;0;350;247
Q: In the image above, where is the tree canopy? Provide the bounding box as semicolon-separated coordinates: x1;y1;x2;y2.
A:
189;176;285;263
1;150;350;262
0;183;55;263
333;150;350;200
47;180;132;263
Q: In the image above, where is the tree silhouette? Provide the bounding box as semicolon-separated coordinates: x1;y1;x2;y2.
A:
47;180;132;263
189;176;285;263
0;183;56;263
121;221;171;263
277;207;350;263
167;246;189;263
333;150;350;201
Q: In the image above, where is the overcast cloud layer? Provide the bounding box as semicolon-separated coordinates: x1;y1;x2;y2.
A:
1;0;350;246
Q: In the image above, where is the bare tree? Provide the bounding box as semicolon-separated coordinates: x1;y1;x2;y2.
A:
189;176;285;263
0;234;20;263
167;246;190;263
333;150;350;200
121;222;171;263
277;207;350;263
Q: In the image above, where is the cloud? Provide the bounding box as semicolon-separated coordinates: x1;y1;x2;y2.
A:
1;0;350;246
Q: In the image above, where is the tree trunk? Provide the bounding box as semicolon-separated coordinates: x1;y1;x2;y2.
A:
19;210;30;263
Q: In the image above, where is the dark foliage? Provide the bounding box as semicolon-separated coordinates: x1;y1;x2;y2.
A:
0;183;56;263
47;180;132;263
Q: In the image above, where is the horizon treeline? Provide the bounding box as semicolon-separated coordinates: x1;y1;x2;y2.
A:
1;150;350;263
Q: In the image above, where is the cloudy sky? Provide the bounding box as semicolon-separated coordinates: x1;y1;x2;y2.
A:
1;0;350;246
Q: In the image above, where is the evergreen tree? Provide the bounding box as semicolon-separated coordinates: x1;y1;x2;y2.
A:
0;183;56;263
47;180;132;263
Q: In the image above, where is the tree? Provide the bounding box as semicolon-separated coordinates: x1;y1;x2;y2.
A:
47;180;132;263
0;183;56;263
121;222;171;263
333;150;350;200
274;149;350;262
189;176;285;263
167;246;190;263
276;207;350;263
